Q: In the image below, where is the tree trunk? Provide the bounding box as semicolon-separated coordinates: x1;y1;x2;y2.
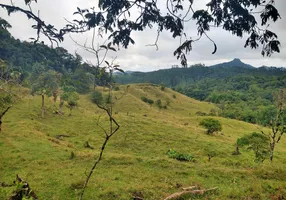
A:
41;94;45;118
0;106;12;133
270;141;275;162
53;91;57;106
59;96;64;114
234;144;240;155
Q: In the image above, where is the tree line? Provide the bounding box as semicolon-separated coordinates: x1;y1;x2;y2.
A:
115;65;286;126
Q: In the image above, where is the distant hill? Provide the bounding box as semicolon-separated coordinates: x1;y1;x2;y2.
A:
210;58;254;69
115;64;286;125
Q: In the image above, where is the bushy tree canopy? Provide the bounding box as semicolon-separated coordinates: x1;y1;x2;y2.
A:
199;118;222;134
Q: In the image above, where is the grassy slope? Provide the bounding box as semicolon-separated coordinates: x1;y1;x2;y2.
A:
0;83;286;200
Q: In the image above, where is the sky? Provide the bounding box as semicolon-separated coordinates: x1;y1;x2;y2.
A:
0;0;285;72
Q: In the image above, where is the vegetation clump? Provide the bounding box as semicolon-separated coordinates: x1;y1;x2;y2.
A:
195;111;207;116
141;96;154;105
167;149;194;162
156;99;168;109
62;86;79;116
91;90;104;106
160;83;165;91
199;118;222;134
237;132;269;163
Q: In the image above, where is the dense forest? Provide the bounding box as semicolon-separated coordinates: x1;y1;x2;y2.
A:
0;18;110;95
115;63;286;125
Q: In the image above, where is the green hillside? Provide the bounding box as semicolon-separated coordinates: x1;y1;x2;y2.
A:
115;66;286;125
1;84;286;200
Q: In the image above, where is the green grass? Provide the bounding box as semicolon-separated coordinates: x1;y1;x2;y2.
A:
1;84;286;199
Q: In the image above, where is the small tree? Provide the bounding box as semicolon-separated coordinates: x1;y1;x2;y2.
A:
61;86;79;116
199;118;222;134
0;59;21;132
237;132;269;163
91;90;104;106
29;63;59;118
262;89;286;162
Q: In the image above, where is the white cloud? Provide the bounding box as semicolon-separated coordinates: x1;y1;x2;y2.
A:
0;0;285;71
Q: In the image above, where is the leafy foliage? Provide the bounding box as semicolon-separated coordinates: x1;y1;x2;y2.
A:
141;96;154;105
199;118;222;134
167;149;194;162
62;86;79;115
91;90;104;106
29;63;59;97
237;132;269;163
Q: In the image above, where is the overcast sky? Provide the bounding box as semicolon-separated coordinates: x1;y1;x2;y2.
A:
1;0;285;72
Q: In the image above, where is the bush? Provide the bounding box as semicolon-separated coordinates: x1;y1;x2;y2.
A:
156;99;162;109
91;90;104;105
141;96;154;105
167;149;194;161
209;108;217;116
196;111;207;116
172;94;176;99
114;86;120;91
160;83;165;91
199;118;222;134
237;132;269;162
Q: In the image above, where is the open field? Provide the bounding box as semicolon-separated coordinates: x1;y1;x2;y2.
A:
1;84;286;199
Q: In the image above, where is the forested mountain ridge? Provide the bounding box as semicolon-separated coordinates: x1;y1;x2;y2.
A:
210;58;255;69
115;65;286;125
0;18;110;94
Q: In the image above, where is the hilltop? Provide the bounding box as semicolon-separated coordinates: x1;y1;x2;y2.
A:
1;84;286;199
209;58;255;69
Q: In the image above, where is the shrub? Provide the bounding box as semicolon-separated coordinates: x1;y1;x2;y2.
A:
196;111;207;116
70;151;75;160
114;86;120;91
199;118;222;134
160;84;165;91
209;108;217;116
237;132;269;162
156;99;162;109
141;96;154;105
167;149;194;161
166;99;170;106
91;90;104;105
172;94;176;99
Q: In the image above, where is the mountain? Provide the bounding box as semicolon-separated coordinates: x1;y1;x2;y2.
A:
209;58;255;69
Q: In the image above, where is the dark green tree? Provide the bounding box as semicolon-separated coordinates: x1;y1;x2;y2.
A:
237;132;269;163
29;63;59;118
62;88;79;116
200;118;222;134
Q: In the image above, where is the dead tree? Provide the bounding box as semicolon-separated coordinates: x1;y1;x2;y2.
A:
163;186;218;200
1;175;38;200
79;72;128;200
